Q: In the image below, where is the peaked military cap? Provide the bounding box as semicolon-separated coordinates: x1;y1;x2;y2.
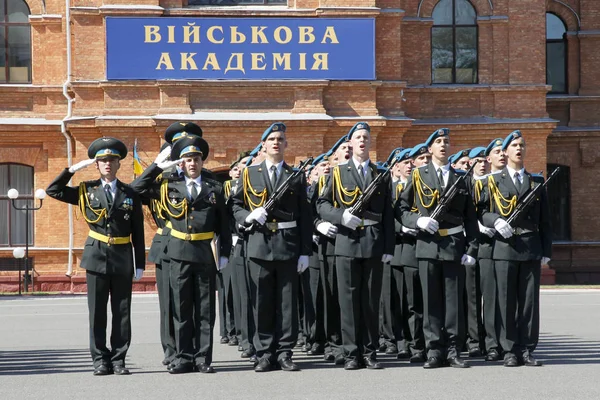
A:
172;136;209;161
449;148;471;165
230;150;252;170
164;121;203;144
346;122;371;140
260;122;286;141
502;130;522;151
408;143;428;158
468;147;487;159
425;128;450;147
88;137;127;160
485;137;504;156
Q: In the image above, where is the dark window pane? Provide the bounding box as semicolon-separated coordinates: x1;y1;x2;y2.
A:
0;164;8;193
432;0;453;25
10;165;33;195
546;13;566;40
432;27;454;83
547;42;566;93
0;1;5;23
7;0;30;23
456;27;477;83
0;27;6;83
10;199;32;245
547;164;570;241
455;0;476;25
0;200;8;245
7;25;31;83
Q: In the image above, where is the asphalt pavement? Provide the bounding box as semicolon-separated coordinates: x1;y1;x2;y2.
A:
1;290;599;400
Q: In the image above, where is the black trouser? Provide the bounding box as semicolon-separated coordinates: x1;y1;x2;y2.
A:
464;262;485;352
390;264;409;352
217;266;235;339
308;262;325;347
321;255;342;357
419;259;465;360
299;268;314;343
229;253;243;345
155;260;176;363
401;266;425;355
86;270;132;368
494;260;540;359
479;258;501;352
236;240;255;353
336;256;383;362
170;259;216;366
247;258;298;362
379;263;396;348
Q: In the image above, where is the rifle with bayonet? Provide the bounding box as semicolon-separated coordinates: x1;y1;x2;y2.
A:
506;167;560;226
429;161;478;220
348;154;400;217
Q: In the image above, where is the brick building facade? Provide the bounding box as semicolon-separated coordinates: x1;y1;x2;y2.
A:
0;0;597;292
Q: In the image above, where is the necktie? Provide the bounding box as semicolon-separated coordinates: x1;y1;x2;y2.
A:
514;172;522;191
270;165;278;189
358;164;365;183
104;184;113;208
190;182;198;201
437;168;445;190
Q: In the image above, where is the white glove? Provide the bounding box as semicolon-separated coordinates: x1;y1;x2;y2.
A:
68;158;95;174
154;146;172;165
381;254;393;264
317;222;338;238
541;257;551;266
494;219;513;239
312;235;320;245
401;225;418;236
297;255;309;273
218;256;229;271
158;159;182;170
245;207;268;225
341;209;361;230
461;254;476;266
232;236;239;247
134;268;144;281
478;221;496;238
416;217;439;234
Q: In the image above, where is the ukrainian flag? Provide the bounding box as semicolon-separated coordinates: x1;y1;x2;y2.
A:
133;140;144;176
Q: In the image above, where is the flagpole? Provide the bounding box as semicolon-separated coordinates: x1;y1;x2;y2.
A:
133;138;138;178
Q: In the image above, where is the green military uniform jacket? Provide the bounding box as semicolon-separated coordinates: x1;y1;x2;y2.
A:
317;160;394;258
47;169;145;275
398;164;479;261
231;160;312;261
477;168;552;261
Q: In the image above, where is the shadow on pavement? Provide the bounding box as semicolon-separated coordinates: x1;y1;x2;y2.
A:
534;333;600;365
0;348;91;375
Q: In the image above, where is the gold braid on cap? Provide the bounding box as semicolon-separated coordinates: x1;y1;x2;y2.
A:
242;168;267;210
159;180;187;219
413;168;439;210
487;175;516;217
332;165;361;208
78;183;107;224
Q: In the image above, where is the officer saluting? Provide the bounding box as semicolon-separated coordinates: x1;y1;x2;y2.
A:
46;137;145;376
477;130;551;367
231;122;312;372
317;122;394;370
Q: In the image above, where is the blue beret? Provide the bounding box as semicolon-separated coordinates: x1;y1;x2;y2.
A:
260;122;286;141
408;143;428;158
501;130;522;151
312;153;327;166
397;148;413;162
88;137;127;160
449;148;471;165
346;122;371;140
485;138;504;156
325;135;350;159
386;147;404;166
468;147;487;159
425;128;450;147
245;143;263;166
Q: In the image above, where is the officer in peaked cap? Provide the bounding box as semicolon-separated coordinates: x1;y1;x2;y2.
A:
232;122;312;372
164;121;204;144
477;130;551;368
47;137;145;376
398;127;479;369
318;121;394;370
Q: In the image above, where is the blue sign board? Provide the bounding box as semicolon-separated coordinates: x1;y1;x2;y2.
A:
106;17;375;80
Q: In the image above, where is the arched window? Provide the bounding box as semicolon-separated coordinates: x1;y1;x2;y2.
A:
546;13;567;94
0;164;34;246
431;0;478;84
0;0;31;83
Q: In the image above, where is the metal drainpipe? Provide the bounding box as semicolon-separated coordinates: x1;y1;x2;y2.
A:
61;0;75;277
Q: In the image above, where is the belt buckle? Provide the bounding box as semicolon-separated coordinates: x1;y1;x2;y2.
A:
438;228;447;236
266;222;277;232
184;233;192;241
107;235;114;246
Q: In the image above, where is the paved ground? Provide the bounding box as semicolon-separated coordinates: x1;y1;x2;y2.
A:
1;290;600;400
